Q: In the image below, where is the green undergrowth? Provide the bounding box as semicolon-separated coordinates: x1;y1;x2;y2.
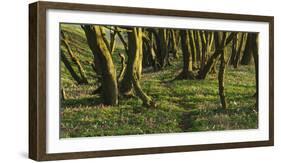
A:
60;24;258;138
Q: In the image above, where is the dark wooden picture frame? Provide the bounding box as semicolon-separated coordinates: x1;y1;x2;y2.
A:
29;1;274;161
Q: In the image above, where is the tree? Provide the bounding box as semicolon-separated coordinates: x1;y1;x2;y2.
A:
169;29;180;59
233;33;247;68
82;25;118;105
217;32;228;109
241;33;254;65
197;32;236;79
251;33;259;110
61;31;88;84
60;50;85;84
188;30;197;69
175;30;195;79
120;27;154;106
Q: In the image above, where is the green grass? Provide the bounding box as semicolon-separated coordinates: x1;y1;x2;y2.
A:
60;24;258;138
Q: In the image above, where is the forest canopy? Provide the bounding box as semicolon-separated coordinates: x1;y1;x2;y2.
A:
60;23;258;138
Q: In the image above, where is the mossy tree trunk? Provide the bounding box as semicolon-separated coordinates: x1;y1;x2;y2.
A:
218;32;228;109
194;31;202;68
188;30;197;69
131;28;154;106
82;25;118;105
61;31;88;84
109;30;117;54
120;28;154;106
147;31;160;71
117;52;126;82
60;50;85;84
175;30;195;79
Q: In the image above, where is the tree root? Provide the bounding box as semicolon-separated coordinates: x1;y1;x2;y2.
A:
174;71;196;80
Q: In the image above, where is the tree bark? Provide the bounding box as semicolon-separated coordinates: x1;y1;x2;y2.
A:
199;31;207;71
218;48;227;109
170;29;179;59
158;29;170;68
252;33;259;110
61;31;88;84
241;33;254;65
120;27;154;106
109;31;117;54
175;30;195;79
117;52;126;82
229;34;237;66
218;32;228;109
233;33;246;68
60;50;84;84
82;25;118;105
197;32;236;79
188;30;197;69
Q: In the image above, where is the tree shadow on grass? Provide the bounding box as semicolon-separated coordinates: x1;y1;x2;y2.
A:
61;96;103;108
179;107;258;132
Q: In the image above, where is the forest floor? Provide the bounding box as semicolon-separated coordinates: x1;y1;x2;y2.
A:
60;60;257;138
60;24;258;138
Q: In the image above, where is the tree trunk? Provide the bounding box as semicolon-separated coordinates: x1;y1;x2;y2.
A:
175;30;195;79
229;34;237;66
188;30;197;69
82;25;118;105
241;33;254;65
233;33;246;68
170;29;179;59
60;50;84;84
61;31;88;84
124;27;154;106
252;33;259;110
109;31;117;54
199;31;207;71
218;48;227;109
61;88;66;101
218;32;228;109
117;52;126;82
159;29;169;68
194;31;202;68
197;32;236;79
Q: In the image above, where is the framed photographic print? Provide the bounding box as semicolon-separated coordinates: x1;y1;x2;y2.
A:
29;1;274;161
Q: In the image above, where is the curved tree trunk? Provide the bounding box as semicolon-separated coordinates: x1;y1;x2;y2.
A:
197;32;236;79
82;25;118;105
218;32;228;109
132;28;153;106
60;50;84;84
120;27;154;106
61;31;88;84
117;52;126;82
218;49;227;109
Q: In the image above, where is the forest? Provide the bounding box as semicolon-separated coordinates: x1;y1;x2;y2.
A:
60;23;258;138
